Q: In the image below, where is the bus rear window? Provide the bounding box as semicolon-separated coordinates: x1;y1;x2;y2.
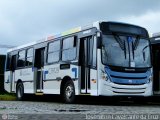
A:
6;54;11;71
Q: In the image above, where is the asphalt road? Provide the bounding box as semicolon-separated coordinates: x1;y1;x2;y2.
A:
0;96;160;120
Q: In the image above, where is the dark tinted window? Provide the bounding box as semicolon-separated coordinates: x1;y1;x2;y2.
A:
100;22;148;38
17;50;25;67
10;55;17;71
6;54;11;70
26;48;33;66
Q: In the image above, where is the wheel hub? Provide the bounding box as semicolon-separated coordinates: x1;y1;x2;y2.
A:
65;86;73;98
18;86;22;98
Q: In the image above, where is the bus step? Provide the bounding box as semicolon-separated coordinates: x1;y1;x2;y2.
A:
80;93;91;95
35;92;44;95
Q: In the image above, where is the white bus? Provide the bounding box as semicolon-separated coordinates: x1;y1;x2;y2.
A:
4;21;152;103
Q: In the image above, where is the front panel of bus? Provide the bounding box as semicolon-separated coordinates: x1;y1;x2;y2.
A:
98;22;152;96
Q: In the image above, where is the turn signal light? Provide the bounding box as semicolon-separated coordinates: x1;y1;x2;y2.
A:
91;79;96;83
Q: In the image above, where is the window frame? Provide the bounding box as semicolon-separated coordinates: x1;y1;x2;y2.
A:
5;53;11;71
47;39;61;64
61;36;77;62
25;47;34;67
91;35;97;69
17;49;26;68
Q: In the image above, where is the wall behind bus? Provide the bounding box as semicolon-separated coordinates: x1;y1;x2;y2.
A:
0;55;6;94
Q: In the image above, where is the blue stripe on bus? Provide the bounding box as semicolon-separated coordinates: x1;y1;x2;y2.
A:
43;71;48;80
104;66;150;84
32;67;35;72
44;71;49;74
72;68;77;78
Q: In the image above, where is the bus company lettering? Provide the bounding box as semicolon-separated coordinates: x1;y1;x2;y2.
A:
48;67;59;74
20;70;31;76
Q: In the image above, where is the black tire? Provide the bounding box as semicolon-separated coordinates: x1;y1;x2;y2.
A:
62;80;75;104
133;97;148;104
16;82;24;101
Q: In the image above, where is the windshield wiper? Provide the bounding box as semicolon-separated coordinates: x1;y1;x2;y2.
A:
129;36;140;60
132;41;135;60
102;45;108;60
142;45;149;61
113;34;125;50
113;34;126;59
133;36;140;50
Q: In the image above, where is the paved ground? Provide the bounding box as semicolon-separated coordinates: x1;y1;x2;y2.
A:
0;96;160;120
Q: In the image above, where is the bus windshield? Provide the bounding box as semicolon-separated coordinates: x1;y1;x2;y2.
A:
101;34;151;68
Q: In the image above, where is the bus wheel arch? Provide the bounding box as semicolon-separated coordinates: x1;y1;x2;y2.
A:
16;79;24;101
60;76;75;103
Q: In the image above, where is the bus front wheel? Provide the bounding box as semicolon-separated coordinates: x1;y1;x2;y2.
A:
16;82;24;101
62;80;75;104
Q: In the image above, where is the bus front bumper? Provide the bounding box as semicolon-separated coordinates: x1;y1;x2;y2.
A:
99;81;152;97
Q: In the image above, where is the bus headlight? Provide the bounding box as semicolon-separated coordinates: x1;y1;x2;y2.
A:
101;69;110;82
102;74;110;81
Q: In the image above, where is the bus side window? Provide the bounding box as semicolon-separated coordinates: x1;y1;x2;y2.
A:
10;55;17;71
6;54;11;71
84;36;97;68
26;48;33;66
62;36;77;61
47;40;60;63
17;50;26;68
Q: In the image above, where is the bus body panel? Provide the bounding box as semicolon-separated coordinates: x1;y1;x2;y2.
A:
42;80;79;95
43;81;61;94
98;62;153;96
14;68;34;93
15;68;34;82
90;69;98;96
99;78;152;96
4;71;11;92
23;82;34;93
43;64;79;95
43;64;78;81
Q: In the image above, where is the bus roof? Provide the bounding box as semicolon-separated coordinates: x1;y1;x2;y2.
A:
7;21;148;52
152;32;160;38
7;21;100;52
150;32;160;44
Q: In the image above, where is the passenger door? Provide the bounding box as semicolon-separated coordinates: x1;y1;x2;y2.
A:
79;36;97;94
10;55;17;92
34;48;45;93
